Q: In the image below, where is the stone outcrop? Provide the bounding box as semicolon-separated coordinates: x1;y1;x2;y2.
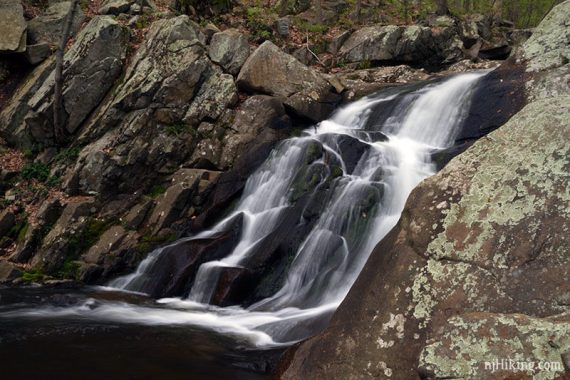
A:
279;2;570;379
27;1;85;46
0;16;129;147
0;0;26;53
281;93;570;380
237;41;341;122
337;24;463;66
63;16;231;198
208;29;250;75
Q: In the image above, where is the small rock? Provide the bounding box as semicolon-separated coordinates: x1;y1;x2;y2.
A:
203;23;220;44
274;17;290;38
327;30;351;55
27;1;85;45
0;0;26;53
0;209;16;237
208;29;250;75
98;0;132;15
0;260;22;282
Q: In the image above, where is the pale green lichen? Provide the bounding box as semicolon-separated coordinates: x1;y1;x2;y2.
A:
420;313;570;379
410;95;570;329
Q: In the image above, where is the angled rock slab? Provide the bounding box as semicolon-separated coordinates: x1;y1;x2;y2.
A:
237;41;340;122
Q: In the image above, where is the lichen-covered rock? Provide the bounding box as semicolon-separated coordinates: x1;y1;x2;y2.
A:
98;0;132;15
523;0;570;73
280;93;570;380
237;41;341;122
27;1;85;45
419;312;570;378
219;95;291;169
0;16;128;147
0;0;26;53
208;29;250;75
280;4;570;379
338;24;461;65
523;0;570;102
65;16;214;197
145;181;193;234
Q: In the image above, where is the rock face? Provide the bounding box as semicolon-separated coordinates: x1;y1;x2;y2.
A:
0;16;129;147
280;95;570;380
27;1;85;46
208;29;250;75
64;16;232;198
280;3;570;380
338;25;462;66
0;0;26;53
237;41;341;122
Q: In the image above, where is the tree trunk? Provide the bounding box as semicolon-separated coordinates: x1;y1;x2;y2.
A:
53;0;79;143
279;0;288;16
316;0;322;23
435;0;448;15
354;0;362;22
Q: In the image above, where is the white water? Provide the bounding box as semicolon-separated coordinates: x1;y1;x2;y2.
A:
2;72;487;347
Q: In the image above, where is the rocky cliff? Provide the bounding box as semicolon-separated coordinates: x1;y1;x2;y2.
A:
0;0;530;285
279;1;570;379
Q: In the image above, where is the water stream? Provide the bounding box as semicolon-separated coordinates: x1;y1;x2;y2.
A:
0;72;488;376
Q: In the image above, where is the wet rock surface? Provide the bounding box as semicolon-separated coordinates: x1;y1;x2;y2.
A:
279;3;570;378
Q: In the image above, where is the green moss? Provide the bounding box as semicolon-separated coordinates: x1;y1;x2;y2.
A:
164;123;192;137
16;222;28;243
55;146;81;163
135;232;178;254
305;142;323;163
21;162;50;182
149;184;167;198
331;165;344;178
298;21;329;34
57;259;81;280
22;269;45;283
357;59;372;70
66;219;117;258
5;216;28;242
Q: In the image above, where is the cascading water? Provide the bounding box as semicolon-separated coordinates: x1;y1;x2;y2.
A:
0;72;488;347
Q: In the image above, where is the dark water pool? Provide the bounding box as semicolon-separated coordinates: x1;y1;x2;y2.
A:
0;286;282;380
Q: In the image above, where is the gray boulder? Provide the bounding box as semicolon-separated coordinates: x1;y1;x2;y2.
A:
280;3;570;379
0;0;26;53
208;29;250;75
0;260;22;282
27;1;85;45
220;95;291;168
0;16;128;147
24;43;52;65
237;41;340;122
338;24;464;65
523;0;570;73
98;0;132;15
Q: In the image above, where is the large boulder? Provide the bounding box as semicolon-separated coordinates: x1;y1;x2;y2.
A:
279;4;570;379
522;0;570;102
208;29;250;75
0;16;128;147
237;41;341;122
27;1;85;46
280;93;570;380
0;0;26;53
338;25;463;66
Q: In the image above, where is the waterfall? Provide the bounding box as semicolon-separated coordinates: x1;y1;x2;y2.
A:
2;72;488;347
